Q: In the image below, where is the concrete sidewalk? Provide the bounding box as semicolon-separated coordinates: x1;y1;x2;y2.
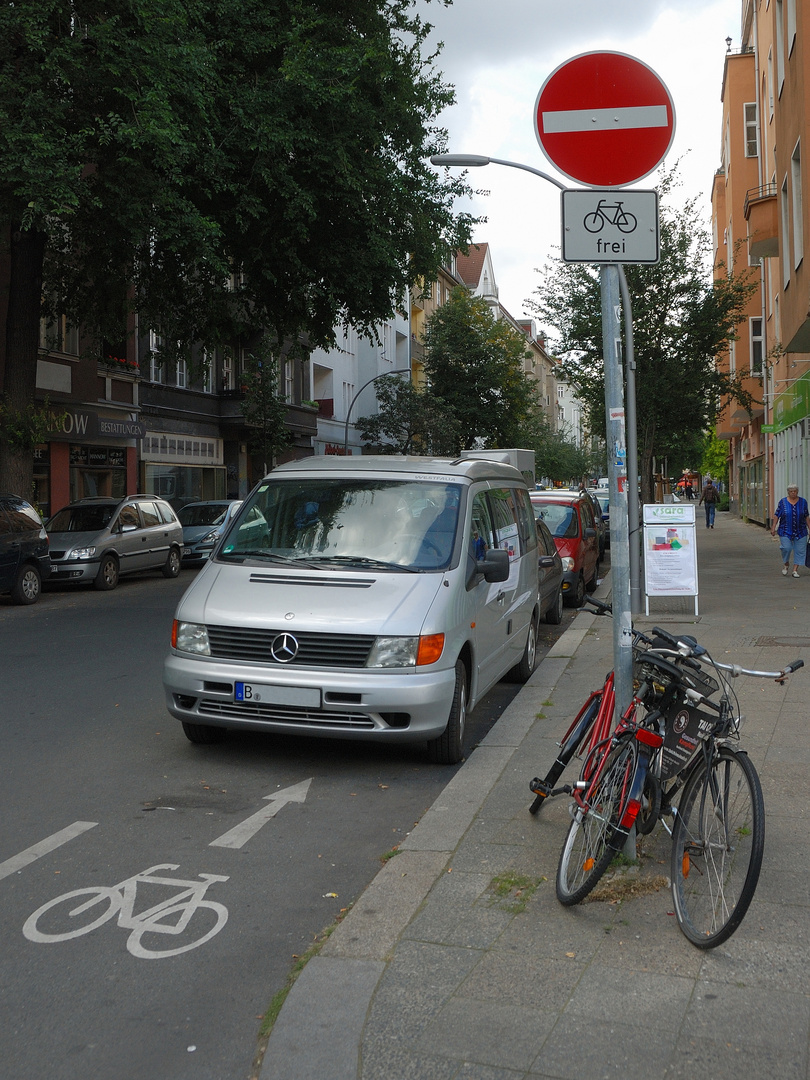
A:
261;513;810;1080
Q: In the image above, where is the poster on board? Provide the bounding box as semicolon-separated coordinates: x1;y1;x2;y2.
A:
642;503;698;611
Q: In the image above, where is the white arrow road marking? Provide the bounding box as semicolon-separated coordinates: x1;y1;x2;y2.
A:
209;779;313;849
543;105;668;134
0;821;98;882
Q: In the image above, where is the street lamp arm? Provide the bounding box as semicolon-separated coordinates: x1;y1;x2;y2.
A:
430;154;566;191
343;368;411;455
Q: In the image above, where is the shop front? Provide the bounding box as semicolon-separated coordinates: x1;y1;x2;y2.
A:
140;430;226;510
43;407;143;519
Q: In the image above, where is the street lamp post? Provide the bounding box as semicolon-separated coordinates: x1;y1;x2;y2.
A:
343;368;411;455
431;151;640;714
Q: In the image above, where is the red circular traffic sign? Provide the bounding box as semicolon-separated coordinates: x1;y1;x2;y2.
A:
534;51;675;188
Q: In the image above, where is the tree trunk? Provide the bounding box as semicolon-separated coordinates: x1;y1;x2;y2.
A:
0;224;47;497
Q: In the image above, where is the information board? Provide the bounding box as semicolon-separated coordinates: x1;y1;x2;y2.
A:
642;503;698;615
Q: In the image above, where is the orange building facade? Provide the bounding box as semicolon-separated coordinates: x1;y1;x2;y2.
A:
715;0;810;524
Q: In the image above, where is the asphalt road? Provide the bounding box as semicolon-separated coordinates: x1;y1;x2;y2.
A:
0;565;582;1080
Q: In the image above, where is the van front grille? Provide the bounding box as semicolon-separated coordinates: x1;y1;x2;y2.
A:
198;699;374;729
206;625;375;667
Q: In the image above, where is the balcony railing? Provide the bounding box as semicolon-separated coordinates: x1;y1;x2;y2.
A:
744;184;778;259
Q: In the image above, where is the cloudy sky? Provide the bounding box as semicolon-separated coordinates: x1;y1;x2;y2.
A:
417;0;739;329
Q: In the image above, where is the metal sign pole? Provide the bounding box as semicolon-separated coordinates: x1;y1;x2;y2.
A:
601;265;633;716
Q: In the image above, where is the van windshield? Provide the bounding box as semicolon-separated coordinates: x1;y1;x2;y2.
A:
219;479;462;571
47;505;115;532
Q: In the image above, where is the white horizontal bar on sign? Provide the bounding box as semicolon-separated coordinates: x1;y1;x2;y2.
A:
543;105;668;134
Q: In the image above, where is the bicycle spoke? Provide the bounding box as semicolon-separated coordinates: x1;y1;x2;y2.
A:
671;748;764;948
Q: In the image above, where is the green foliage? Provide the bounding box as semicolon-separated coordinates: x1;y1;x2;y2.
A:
422;288;537;451
0;399;62;454
517;408;598;484
357;376;460;454
240;341;292;471
0;0;475;355
700;430;729;485
526;168;756;500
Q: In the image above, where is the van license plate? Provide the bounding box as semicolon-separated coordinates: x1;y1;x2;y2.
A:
235;683;320;707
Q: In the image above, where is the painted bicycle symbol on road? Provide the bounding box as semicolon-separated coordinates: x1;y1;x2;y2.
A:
583;199;638;234
23;863;229;959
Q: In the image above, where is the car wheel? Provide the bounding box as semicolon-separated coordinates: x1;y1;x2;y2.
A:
182;722;227;745
426;659;467;765
566;573;585;608
163;547;181;578
94;554;119;591
10;563;41;605
507;612;539;684
546;586;564;625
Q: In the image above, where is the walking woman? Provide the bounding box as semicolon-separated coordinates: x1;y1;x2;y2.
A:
771;485;810;577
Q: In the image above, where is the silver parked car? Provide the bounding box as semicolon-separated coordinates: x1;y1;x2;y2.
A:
178;500;242;565
47;495;183;590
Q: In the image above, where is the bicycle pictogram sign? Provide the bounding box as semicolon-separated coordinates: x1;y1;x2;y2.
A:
23;863;229;959
583;199;637;234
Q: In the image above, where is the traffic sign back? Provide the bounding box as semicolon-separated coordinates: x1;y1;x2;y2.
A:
534;52;675;187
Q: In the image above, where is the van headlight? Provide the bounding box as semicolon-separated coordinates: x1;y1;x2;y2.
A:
366;633;444;668
367;636;418;667
173;621;211;655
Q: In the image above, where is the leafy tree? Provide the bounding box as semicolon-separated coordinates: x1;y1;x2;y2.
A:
518;410;598;486
700;431;729;485
240;341;292;473
422;288;536;451
357;377;461;454
526;170;756;502
0;0;475;493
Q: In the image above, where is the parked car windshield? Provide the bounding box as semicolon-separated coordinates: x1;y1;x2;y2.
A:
178;503;230;527
219;478;462;571
532;501;578;539
47;505;115;532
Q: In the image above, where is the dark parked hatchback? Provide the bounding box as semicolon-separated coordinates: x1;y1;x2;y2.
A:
0;494;50;604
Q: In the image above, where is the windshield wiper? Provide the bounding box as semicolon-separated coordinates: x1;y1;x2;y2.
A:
303;555;418;573
224;550;324;570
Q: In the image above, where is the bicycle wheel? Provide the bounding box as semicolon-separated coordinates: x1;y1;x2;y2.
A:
556;737;637;905
23;887;120;943
671;747;764;949
529;692;602;814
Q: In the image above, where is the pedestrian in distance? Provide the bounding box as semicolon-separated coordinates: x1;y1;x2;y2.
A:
771;484;810;578
685;480;694;500
698;478;719;528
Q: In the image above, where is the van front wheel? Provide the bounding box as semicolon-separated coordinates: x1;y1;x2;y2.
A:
427;660;467;765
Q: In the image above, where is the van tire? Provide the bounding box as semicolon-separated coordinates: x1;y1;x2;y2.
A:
546;587;564;625
182;722;227;745
94;554;119;591
11;563;41;605
507;613;539;684
427;660;467;765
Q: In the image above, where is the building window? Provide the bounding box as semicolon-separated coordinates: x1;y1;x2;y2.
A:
176;356;187;389
750;318;764;376
744;103;758;157
221;350;233;391
202;350;214;394
768;49;774;120
781;175;791;286
776;0;785;95
791;140;803;268
729;337;736;377
283;358;293;402
149;331;164;383
787;0;796;55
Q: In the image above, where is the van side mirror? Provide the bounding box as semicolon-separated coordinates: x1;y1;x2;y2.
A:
479;547;509;582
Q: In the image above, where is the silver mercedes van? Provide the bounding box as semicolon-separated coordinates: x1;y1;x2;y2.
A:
163;455;541;763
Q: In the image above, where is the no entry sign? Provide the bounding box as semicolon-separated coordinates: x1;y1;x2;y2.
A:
534;52;675;188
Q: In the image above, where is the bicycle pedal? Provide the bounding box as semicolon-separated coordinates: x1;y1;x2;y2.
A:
529;778;552;797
